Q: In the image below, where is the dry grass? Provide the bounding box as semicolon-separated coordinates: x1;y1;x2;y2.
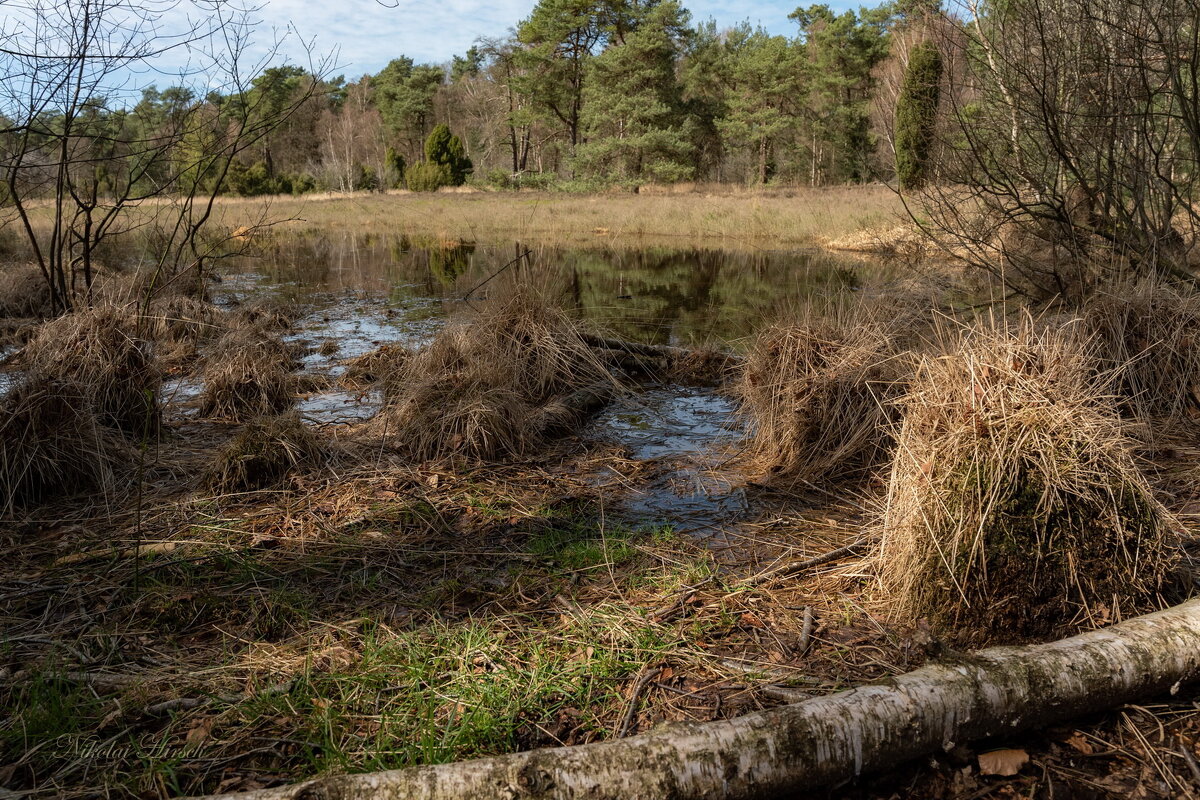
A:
369;290;616;461
737;296;918;487
206;412;330;493
21;306;161;436
198;330;297;421
196;186;905;253
1080;280;1200;426
0;377;125;512
340;344;411;389
230;297;303;331
0;263;53;318
875;317;1177;643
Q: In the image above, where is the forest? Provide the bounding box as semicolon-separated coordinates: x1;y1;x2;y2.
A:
5;0;1200;798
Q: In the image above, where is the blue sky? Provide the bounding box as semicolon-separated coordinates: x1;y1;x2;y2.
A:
248;0;858;78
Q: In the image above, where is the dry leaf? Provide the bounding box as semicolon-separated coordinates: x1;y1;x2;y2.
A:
185;717;215;748
1064;732;1094;754
978;748;1029;776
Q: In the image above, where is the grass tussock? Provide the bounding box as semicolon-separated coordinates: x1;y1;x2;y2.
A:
1081;280;1200;425
206;412;329;493
371;290;615;461
738;299;912;486
22;306;160;436
230;297;302;331
146;295;222;370
0;264;53;318
875;318;1176;643
0;377;125;511
340;344;411;389
198;330;297;421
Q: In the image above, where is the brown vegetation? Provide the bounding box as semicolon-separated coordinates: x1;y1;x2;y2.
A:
198;330;297;421
0;377;125;512
737;299;913;487
1080;281;1200;426
369;290;616;461
0;263;53;318
340;344;411;389
206;412;329;493
875;318;1176;643
21;306;161;436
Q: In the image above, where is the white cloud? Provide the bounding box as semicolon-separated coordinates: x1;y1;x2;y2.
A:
250;0;846;75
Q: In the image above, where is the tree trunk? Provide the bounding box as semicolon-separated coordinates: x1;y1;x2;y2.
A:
192;599;1200;800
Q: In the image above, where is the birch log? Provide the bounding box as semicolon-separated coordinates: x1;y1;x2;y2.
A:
195;598;1200;800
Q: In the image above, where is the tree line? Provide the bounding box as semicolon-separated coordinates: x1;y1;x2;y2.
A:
0;0;946;202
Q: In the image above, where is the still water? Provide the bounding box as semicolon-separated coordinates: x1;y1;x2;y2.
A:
223;231;892;350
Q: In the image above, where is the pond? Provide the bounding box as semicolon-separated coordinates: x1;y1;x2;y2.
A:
210;233;890;527
221;231;894;350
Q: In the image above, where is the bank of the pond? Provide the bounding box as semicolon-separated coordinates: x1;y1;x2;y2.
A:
198;185;907;254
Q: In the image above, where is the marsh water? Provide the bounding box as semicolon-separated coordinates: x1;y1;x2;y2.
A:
212;232;889;525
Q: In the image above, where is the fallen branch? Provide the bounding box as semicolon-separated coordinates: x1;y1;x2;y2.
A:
744;537;870;586
190;598;1200;800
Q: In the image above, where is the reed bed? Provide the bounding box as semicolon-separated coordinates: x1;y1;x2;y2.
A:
369;290;615;461
875;318;1176;643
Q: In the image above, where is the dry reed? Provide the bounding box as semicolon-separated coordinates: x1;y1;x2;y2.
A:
1081;280;1200;425
0;263;53;318
339;344;411;389
875;317;1175;643
369;290;615;461
0;377;125;511
737;298;913;486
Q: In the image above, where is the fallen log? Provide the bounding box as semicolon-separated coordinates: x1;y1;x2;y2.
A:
580;333;742;384
194;598;1200;800
533;382;616;437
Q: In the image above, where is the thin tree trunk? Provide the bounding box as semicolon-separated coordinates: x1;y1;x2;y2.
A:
193;598;1200;800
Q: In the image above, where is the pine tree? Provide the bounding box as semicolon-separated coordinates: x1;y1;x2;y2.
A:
894;40;942;190
575;1;695;184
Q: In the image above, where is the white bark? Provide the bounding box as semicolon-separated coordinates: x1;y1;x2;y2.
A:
194;598;1200;800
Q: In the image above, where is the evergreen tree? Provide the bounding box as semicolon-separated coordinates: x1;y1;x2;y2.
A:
893;40;942;190
424;123;473;186
716;25;804;185
575;1;695;184
791;4;894;183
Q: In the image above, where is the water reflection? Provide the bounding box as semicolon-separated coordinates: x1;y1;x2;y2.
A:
229;232;893;348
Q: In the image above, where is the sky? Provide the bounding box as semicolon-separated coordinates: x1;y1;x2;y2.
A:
246;0;857;78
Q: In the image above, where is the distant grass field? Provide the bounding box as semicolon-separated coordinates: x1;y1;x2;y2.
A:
207;185;906;251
